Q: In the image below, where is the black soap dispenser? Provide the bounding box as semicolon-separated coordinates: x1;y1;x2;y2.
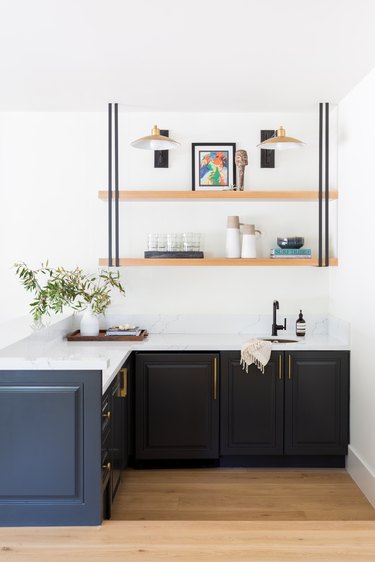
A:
296;310;306;337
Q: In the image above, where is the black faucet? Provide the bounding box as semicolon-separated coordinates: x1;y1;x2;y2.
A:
272;300;287;337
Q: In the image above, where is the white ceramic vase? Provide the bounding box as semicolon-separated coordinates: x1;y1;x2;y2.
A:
225;216;241;258
80;305;100;336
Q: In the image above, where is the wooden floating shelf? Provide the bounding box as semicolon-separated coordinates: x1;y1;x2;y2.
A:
99;190;339;201
99;258;338;267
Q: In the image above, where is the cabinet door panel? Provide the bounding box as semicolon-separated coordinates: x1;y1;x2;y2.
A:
0;370;101;526
111;376;123;500
0;385;80;497
136;353;219;459
284;351;349;455
221;352;283;455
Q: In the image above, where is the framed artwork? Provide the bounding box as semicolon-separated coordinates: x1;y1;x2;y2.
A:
192;143;236;190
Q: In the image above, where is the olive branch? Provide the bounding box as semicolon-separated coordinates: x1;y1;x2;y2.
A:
15;262;125;321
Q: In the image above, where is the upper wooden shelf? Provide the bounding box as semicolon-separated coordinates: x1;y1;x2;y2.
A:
98;190;338;201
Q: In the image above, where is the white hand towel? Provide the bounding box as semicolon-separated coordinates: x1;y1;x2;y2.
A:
241;339;272;373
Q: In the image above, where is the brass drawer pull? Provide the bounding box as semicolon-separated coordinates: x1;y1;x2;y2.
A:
288;354;292;380
102;462;111;471
119;368;128;398
278;354;282;380
213;357;217;400
102;411;111;420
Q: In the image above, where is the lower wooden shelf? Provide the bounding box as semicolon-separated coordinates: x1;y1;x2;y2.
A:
99;258;338;267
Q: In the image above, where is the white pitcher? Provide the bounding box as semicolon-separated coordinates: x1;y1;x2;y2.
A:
241;224;261;258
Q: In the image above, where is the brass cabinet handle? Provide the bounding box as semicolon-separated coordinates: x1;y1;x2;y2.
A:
119;368;128;398
102;411;111;420
102;462;111;471
288;354;292;380
278;354;282;380
213;357;217;400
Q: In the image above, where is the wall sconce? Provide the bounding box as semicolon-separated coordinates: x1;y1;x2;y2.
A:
257;126;305;151
130;125;180;168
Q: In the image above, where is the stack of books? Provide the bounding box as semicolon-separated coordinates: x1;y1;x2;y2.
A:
106;325;142;336
270;248;312;259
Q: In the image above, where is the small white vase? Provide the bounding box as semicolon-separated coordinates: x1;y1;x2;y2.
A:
80;305;100;336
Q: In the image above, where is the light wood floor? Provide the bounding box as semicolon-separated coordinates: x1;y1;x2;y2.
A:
112;468;375;521
1;521;375;561
1;469;375;561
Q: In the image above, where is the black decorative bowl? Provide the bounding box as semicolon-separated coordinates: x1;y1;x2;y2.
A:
277;237;304;249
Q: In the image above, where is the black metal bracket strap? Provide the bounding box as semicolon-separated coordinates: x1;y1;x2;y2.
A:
325;102;329;267
154;130;169;168
318;102;330;267
260;130;275;168
107;102;120;267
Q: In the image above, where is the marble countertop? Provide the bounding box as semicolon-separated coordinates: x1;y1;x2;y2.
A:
0;328;350;393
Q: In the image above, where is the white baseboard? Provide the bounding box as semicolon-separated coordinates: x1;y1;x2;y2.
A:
346;446;375;508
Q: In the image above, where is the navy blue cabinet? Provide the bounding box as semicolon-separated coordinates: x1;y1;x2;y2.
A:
102;359;131;519
0;349;350;526
284;351;349;455
135;352;219;460
102;357;133;519
0;370;102;526
110;374;124;499
111;363;131;499
220;351;350;460
221;351;284;455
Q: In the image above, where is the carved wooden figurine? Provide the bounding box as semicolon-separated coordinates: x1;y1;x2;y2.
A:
235;149;248;191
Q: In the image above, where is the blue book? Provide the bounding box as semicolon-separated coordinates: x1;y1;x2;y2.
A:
271;248;312;256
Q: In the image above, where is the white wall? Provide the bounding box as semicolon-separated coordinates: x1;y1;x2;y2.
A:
0;111;331;323
330;68;375;505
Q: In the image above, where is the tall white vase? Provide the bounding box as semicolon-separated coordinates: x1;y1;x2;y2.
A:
225;216;241;258
80;305;100;336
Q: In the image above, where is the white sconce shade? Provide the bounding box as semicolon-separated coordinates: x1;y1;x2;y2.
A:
257;126;305;150
131;125;180;150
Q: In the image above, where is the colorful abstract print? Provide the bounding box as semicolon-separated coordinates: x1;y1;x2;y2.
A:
199;151;229;187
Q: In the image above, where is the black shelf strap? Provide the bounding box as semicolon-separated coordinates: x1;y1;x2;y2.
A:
318;102;330;267
108;103;113;267
318;103;323;267
114;103;119;267
325;102;330;267
107;103;120;267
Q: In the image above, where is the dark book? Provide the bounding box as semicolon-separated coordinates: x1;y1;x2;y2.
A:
144;251;204;258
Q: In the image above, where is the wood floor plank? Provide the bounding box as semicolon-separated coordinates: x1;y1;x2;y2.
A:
111;469;375;522
1;470;374;561
1;521;375;561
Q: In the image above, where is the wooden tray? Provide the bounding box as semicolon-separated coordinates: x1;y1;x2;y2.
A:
66;329;149;342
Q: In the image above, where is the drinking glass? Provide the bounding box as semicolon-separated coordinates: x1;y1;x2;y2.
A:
182;232;191;251
147;233;158;251
167;233;182;251
191;233;201;251
157;234;167;251
182;232;200;251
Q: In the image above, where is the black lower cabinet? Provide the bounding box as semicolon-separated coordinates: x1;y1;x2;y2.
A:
102;358;132;519
0;370;102;526
0;350;349;526
135;352;219;459
101;390;112;520
284;351;349;455
110;373;124;500
221;351;283;455
220;350;349;463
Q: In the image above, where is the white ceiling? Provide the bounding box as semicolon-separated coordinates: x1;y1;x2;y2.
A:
1;0;375;112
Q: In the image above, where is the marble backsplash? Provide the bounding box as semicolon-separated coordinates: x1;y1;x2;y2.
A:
1;312;351;342
99;313;349;340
